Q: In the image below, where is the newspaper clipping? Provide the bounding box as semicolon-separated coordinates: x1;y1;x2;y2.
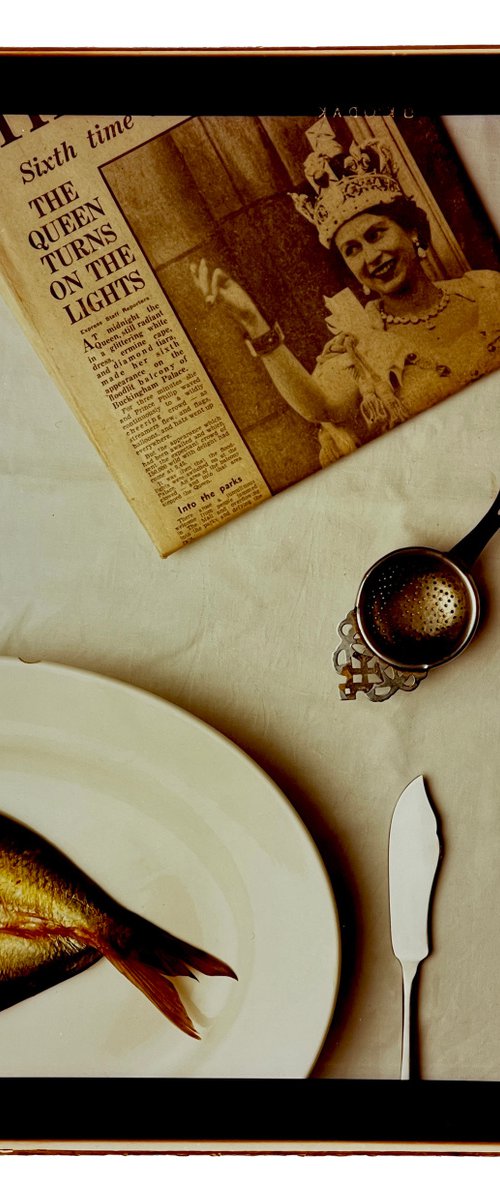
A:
2;113;500;555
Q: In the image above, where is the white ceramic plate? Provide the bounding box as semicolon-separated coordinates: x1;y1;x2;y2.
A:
0;658;340;1078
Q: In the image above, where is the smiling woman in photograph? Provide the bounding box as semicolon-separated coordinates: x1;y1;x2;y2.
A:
192;116;500;467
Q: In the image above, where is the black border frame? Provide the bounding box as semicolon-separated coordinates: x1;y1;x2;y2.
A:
1;47;500;118
2;47;500;1150
1;1078;499;1146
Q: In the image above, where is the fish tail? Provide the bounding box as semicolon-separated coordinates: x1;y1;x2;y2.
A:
141;921;238;981
106;945;201;1038
119;913;238;981
103;913;237;1038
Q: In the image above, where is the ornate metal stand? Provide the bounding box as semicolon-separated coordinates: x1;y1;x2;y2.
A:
333;610;428;702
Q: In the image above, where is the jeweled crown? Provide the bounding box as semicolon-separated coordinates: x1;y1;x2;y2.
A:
289;116;403;249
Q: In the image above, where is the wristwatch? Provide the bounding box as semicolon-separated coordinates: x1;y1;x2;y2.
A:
245;322;285;357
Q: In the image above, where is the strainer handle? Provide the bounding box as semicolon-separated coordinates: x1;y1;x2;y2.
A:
449;488;500;569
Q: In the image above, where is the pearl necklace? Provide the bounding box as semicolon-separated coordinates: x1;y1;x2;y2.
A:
380;287;450;327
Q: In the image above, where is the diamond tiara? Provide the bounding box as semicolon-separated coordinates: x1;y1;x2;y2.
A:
289;116;404;249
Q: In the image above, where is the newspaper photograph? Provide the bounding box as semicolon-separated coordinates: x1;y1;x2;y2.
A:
1;112;500;555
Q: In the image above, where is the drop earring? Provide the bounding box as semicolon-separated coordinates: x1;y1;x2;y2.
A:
413;237;427;259
362;284;371;296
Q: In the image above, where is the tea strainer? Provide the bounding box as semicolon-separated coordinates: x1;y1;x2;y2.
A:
334;487;500;700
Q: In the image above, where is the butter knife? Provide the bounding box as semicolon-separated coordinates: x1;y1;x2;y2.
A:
389;776;441;1080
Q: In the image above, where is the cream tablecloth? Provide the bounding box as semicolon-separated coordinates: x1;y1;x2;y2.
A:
2;115;500;1083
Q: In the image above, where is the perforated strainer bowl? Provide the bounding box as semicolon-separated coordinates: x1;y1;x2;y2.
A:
355;489;500;674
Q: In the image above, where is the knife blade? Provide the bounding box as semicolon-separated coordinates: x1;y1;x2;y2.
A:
389;775;441;1079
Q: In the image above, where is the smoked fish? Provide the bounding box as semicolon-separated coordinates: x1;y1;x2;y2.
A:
0;811;236;1037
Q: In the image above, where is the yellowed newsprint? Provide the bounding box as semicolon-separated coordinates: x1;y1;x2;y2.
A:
3;112;500;555
0;114;272;556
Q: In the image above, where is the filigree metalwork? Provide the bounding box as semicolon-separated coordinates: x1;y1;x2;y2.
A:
332;610;428;702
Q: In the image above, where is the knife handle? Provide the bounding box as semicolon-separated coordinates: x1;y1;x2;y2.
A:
400;960;419;1080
